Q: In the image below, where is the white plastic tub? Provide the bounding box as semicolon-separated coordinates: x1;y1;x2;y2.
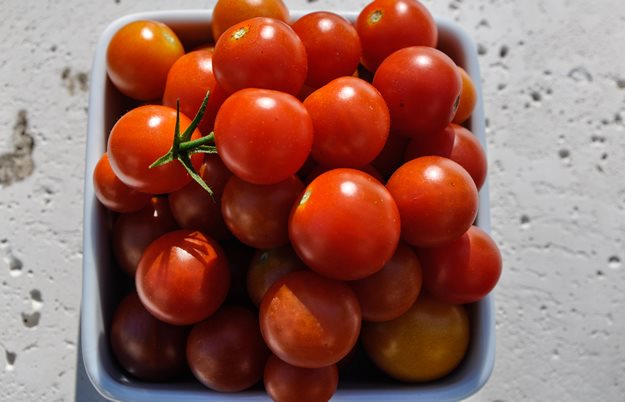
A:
81;9;494;402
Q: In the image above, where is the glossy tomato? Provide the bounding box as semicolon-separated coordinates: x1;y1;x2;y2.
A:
110;292;188;381
213;17;307;95
362;294;470;382
260;270;361;368
386;156;478;247
187;306;269;392
136;230;230;325
304;77;390;168
264;354;339;402
292;12;361;88
289;169;400;280
107;105;203;194
453;66;477;124
247;246;306;307
93;153;150;213
214;88;313;185
211;0;289;40
356;0;437;71
418;225;502;304
373;46;461;138
107;20;184;100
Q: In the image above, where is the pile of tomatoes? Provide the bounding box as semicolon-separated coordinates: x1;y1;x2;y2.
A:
93;0;502;400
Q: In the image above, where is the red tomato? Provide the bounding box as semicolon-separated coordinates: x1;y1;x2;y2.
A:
162;49;229;135
304;77;390;168
211;0;289;40
373;46;461;138
107;105;203;194
187;306;269;392
136;230;230;325
168;154;232;241
453;66;477;124
292;12;361;88
93;153;150;213
305;164;384;184
356;0;437;71
107;20;184;100
264;354;339;402
214;88;313;185
247;246;306;307
418;225;502;304
213;17;307;95
110;292;188;381
112;197;178;276
405;124;487;190
370;130;411;179
221;175;305;249
289;169;400;280
386;156;478;247
260;270;361;368
349;242;422;322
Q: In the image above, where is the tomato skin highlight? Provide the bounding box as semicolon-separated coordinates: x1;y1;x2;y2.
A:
93;153;150;213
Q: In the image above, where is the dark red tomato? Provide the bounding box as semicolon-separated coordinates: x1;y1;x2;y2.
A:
168;154;232;241
112;197;178;277
110;292;188;381
247;246;306;306
264;354;339;402
349;242;422;322
304;77;390;168
211;0;289;40
107;105;203;194
260;270;361;368
214;88;313;185
418;225;501;304
213;17;307;95
221;175;304;249
370;130;410;179
356;0;437;71
107;20;184;100
305;164;384;184
136;230;230;325
289;169;400;280
292;12;361;88
386;156;478;247
93;153;150;213
187;306;269;392
162;49;229;135
405;124;487;190
373;46;461;138
221;240;256;307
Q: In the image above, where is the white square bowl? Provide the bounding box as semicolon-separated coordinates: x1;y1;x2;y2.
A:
81;9;495;402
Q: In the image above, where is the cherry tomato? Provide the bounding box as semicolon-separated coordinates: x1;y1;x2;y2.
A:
304;77;390;168
405;124;487;190
214;88;313;185
112;197;178;276
107;20;184;100
264;354;339;402
187;306;269;392
361;294;469;382
110;292;188;381
349;242;422;322
213;17;307;96
221;175;305;249
93;153;150;213
247;246;306;306
289;169;400;280
211;0;289;40
373;46;461;138
356;0;437;71
136;230;230;325
305;164;384;184
453;66;477;124
418;225;501;304
168;154;232;241
292;12;361;88
162;49;229;135
107;105;203;194
386;156;478;247
260;270;361;368
370;130;410;179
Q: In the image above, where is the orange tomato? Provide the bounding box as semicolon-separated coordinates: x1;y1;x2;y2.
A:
452;67;477;124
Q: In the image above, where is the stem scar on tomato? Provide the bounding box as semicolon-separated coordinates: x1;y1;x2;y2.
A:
231;26;249;40
369;10;383;24
150;89;218;198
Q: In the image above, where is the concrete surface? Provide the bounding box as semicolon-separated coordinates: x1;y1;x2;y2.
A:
1;0;624;401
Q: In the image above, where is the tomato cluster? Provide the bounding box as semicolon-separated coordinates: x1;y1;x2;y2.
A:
96;0;502;400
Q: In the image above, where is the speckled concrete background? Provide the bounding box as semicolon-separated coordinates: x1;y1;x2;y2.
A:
1;0;623;401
